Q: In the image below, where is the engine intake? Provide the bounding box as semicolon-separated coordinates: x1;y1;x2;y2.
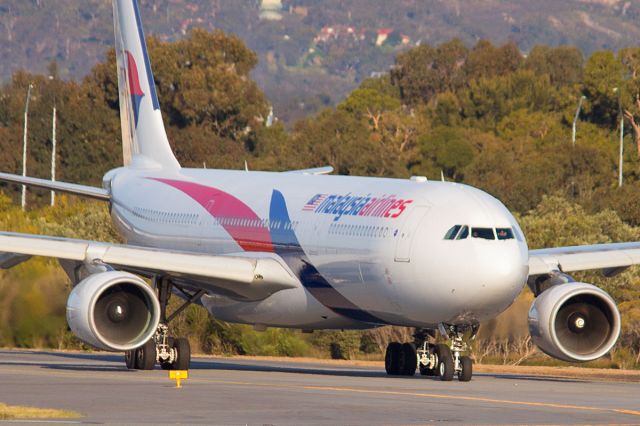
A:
66;271;160;351
528;283;620;362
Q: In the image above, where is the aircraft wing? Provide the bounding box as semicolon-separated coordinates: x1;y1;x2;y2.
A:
0;231;299;301
529;242;640;276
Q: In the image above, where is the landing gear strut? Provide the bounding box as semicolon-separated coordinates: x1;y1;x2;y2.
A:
124;277;203;371
384;324;477;382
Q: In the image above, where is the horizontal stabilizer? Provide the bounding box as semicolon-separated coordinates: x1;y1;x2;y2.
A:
0;172;110;201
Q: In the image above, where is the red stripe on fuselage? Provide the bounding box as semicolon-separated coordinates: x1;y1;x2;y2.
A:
151;178;274;252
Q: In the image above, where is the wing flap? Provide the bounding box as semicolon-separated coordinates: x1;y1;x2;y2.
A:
0;232;299;301
529;242;640;276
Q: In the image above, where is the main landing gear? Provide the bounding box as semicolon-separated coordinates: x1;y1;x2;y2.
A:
384;324;477;382
125;278;205;371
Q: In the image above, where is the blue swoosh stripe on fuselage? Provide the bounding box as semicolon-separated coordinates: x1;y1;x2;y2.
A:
269;190;387;325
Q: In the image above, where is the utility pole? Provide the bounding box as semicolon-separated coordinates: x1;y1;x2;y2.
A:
613;88;624;187
51;105;57;206
21;83;33;211
572;95;586;147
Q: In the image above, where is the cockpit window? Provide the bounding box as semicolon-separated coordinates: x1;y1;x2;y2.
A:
471;227;495;240
512;226;523;242
496;228;514;240
444;225;462;240
456;225;469;239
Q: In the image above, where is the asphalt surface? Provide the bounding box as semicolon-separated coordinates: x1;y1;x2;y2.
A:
0;350;638;425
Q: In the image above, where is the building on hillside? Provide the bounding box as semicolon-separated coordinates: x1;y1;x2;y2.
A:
375;28;394;46
260;0;283;21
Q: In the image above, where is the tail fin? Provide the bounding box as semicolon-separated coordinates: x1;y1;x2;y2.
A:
113;0;180;170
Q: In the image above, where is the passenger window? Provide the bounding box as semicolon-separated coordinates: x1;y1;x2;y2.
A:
444;225;461;240
496;228;514;240
456;226;469;240
472;228;495;240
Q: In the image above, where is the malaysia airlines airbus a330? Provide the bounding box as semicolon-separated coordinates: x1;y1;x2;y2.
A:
0;0;635;380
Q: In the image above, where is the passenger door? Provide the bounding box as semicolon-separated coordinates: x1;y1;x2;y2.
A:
394;206;430;262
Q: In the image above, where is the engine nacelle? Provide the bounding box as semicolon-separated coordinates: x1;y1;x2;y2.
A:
66;271;160;351
528;282;620;362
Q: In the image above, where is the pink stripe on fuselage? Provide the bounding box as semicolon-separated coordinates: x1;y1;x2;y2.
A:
150;178;274;253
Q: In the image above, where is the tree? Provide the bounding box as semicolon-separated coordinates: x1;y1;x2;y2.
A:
618;47;640;158
526;45;583;87
463;40;523;81
391;39;468;105
338;87;400;130
582;51;624;127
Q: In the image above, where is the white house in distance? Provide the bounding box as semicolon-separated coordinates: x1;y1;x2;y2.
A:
260;0;283;21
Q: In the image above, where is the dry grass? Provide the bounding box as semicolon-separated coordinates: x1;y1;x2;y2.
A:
0;403;82;420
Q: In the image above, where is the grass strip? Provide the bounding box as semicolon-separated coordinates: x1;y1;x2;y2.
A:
0;402;82;420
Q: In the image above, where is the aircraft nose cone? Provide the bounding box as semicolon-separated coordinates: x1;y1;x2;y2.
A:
469;244;528;317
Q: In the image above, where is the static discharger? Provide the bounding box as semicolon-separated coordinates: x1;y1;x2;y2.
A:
169;370;188;388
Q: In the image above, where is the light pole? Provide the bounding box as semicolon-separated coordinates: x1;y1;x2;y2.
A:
572;95;586;147
613;88;624;187
21;83;33;211
51;105;56;206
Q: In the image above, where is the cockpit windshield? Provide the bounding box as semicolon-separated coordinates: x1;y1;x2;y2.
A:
496;228;514;240
471;228;495;240
443;225;516;241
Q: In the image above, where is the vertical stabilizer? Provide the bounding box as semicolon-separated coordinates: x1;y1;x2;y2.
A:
113;0;180;170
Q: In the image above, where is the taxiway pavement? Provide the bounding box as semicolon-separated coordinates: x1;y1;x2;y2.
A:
0;350;638;424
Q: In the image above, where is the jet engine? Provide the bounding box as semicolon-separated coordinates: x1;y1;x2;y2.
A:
528;283;620;362
66;271;160;351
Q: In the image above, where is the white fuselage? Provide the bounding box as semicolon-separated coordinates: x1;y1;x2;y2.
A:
106;166;529;330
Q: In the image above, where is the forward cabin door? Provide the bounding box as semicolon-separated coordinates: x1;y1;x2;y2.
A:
394;206;430;262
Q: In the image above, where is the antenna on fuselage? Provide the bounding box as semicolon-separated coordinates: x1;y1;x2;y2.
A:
441;170;445;182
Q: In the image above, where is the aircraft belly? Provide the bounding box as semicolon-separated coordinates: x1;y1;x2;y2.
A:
200;287;372;329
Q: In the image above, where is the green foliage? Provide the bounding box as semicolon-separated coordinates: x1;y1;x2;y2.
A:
1;29;640;367
391;39;468;105
525;45;584;87
417;126;474;179
582;51;624;126
311;331;362;360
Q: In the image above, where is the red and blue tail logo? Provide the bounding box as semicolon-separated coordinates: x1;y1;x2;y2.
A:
125;50;144;128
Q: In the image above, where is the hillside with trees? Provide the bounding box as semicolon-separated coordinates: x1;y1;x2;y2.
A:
0;26;639;367
3;0;640;123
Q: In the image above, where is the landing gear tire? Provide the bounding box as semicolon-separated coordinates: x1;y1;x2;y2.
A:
135;339;157;370
385;342;402;375
458;355;472;382
172;338;191;371
435;343;454;381
400;343;417;376
419;345;437;376
124;350;136;370
160;337;175;370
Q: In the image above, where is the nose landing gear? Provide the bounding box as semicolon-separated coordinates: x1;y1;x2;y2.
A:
384;324;477;382
124;277;203;371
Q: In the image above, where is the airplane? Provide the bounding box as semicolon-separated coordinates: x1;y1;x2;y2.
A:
0;0;636;381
